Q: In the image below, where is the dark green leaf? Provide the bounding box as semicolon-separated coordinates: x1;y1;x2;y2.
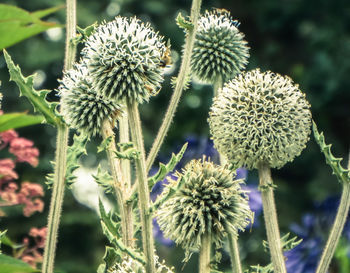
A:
0;4;63;50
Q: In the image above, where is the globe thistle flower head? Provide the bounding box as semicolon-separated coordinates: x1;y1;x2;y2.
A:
157;157;252;254
191;9;250;84
208;68;312;170
112;255;174;273
82;16;166;104
59;63;123;136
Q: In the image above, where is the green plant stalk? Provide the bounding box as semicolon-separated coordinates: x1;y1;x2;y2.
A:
228;234;243;273
213;76;222;97
258;162;287;273
127;100;155;273
42;0;76;272
118;111;134;247
316;154;350;273
199;232;211;273
101;119;130;246
145;0;202;172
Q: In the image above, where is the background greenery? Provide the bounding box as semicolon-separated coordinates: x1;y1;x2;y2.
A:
0;0;349;272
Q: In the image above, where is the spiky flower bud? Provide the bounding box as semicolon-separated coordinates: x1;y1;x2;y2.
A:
82;16;166;104
157;158;252;253
59;64;122;136
191;9;249;84
208;69;312;170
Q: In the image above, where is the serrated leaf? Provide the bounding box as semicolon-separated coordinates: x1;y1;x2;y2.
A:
0;4;64;50
246;264;274;273
149;142;188;190
263;233;302;253
72;22;98;46
46;134;88;188
313;121;350;184
176;12;193;31
98;199;120;238
0;254;40;273
3;50;60;125
114;142;140;160
0;112;44;132
93;166;113;193
98;136;112;153
97;246;119;273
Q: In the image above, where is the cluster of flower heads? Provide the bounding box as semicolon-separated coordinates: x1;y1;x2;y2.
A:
191;9;249;84
157;157;252;256
112;255;174;273
209;69;312;169
59;16;166;136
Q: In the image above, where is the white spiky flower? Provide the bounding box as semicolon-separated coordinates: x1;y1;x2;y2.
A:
59;63;122;136
208;69;312;170
82;16;166;104
112;255;174;273
191;9;250;84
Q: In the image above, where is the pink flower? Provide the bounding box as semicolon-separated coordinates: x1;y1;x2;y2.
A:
23;198;44;217
0;159;18;183
0;130;18;148
29;227;47;248
9;138;39;167
20;182;44;197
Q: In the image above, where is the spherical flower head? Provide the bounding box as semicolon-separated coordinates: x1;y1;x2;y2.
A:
191;9;250;84
157;157;252;253
59;64;122;136
82;16;166;104
208;68;312;170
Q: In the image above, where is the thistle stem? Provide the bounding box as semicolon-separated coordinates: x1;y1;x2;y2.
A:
127;100;155;273
145;0;202;172
199;232;211;273
228;234;243;273
101;119;130;246
213;76;223;97
316;154;350;273
258;162;286;273
42;1;76;272
42;125;69;273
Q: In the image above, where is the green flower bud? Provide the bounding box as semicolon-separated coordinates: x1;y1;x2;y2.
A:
59;64;122;136
157;158;252;254
191;9;249;84
82;16;166;104
208;69;312;170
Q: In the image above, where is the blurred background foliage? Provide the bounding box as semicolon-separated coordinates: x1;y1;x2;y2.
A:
0;0;349;272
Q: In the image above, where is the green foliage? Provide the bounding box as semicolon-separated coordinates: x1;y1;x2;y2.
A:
148;142;187;190
175;12;193;31
0;4;63;50
0;230;6;254
47;134;88;188
97;246;119;273
115;142;140;160
97;136;113;153
3;50;61;126
72;23;98;46
313;121;350;184
0;254;40;273
93;166;113;194
99;201;145;265
0;112;44;132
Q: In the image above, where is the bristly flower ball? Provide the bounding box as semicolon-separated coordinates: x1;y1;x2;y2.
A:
157;158;252;254
82;16;166;104
191;9;249;84
59;64;122;136
208;69;312;170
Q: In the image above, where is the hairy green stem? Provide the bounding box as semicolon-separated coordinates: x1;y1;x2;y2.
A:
228;234;243;273
127;100;155;273
199;232;211;273
42;125;69;273
42;1;76;272
101;119;130;246
118;111;134;247
316;154;350;273
145;0;202;172
213;76;223;97
258;163;286;273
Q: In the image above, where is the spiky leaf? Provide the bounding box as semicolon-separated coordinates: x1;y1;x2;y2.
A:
97;136;112;153
0;113;44;132
46;134;88;188
313;121;350;184
93;166;113;194
99;199;120;237
263;233;302;253
115;142;140;160
72;22;98;46
97;246;119;273
3;50;60;125
176;12;193;31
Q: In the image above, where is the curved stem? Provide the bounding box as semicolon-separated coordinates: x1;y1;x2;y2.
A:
316;154;350;273
127;100;155;273
42;1;76;272
258;163;286;273
228;234;242;273
101;119;129;246
145;0;202;172
42;125;69;273
199;232;211;273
